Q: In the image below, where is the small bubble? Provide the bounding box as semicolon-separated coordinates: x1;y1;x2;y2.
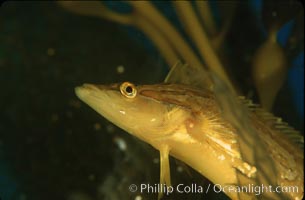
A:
88;174;95;181
135;195;142;200
177;166;183;173
153;158;159;164
19;193;27;200
66;111;73;118
67;192;91;200
69;99;81;108
113;136;127;151
93;123;101;131
106;124;115;133
51;114;59;122
66;129;73;135
26;137;33;144
116;65;125;74
47;48;55;56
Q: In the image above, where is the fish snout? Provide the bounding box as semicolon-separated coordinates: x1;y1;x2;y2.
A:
75;83;98;99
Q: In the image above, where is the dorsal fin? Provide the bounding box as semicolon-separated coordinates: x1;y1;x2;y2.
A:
238;96;304;149
164;61;213;90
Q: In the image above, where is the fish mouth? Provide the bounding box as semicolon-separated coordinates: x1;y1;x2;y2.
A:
75;83;117;104
75;83;100;100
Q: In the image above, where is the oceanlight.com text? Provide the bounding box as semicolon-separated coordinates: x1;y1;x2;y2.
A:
214;183;299;196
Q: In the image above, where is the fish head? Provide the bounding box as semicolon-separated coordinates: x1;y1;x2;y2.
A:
75;82;190;142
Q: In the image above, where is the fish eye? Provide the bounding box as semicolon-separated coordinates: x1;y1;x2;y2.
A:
120;82;137;98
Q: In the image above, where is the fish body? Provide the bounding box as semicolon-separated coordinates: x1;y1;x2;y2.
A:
75;80;303;200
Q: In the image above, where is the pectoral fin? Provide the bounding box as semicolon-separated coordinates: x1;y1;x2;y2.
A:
158;145;171;200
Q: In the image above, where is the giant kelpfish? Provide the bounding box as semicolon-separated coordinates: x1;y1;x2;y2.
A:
75;63;304;200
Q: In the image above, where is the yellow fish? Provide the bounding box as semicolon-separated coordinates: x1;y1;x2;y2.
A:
75;64;303;200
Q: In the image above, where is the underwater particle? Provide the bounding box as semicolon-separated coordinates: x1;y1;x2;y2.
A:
135;195;143;200
46;48;55;56
25;136;33;144
116;65;125;74
51;113;59;122
66;111;73;118
177;166;183;173
66;129;73;135
113;136;127;151
243;54;251;62
153;157;159;164
19;193;27;200
69;99;82;108
67;192;92;200
93;123;101;131
88;174;95;181
106;124;115;133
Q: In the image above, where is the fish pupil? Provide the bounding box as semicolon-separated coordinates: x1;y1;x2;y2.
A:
126;86;133;94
